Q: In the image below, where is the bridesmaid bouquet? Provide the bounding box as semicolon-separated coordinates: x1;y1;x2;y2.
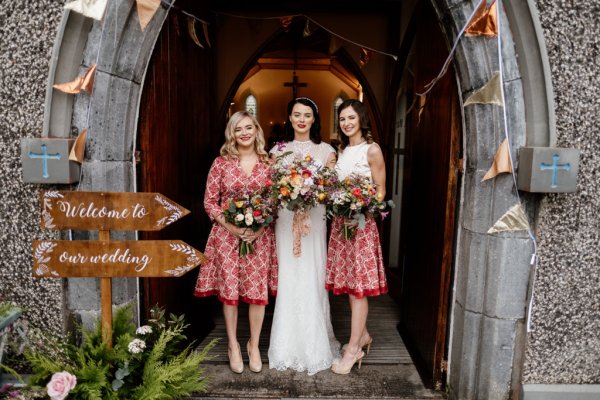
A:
271;152;337;256
222;189;274;256
328;174;395;240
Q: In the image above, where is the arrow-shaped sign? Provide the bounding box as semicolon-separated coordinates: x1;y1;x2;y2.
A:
32;240;206;278
40;191;190;231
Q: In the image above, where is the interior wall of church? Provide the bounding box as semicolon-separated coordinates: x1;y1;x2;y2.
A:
214;13;391;120
232;69;358;143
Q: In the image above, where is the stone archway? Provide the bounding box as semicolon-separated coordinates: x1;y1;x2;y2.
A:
44;1;552;398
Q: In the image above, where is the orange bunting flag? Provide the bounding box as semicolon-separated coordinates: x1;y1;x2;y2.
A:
69;129;87;163
464;71;503;106
280;16;293;31
359;48;372;68
136;0;161;32
465;0;498;37
65;0;108;21
482;138;512;181
53;64;97;95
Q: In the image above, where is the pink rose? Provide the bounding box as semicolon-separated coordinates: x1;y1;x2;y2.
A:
46;371;77;400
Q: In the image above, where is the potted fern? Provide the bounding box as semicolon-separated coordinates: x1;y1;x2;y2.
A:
24;306;215;399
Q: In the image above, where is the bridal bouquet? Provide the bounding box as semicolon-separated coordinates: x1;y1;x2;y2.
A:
222;189;274;256
271;152;337;256
328;174;395;240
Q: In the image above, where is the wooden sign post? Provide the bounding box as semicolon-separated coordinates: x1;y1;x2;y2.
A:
33;191;206;346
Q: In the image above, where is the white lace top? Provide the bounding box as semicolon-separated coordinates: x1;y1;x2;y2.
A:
270;140;335;168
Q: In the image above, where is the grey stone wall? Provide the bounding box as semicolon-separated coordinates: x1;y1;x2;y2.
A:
524;1;600;384
0;2;65;335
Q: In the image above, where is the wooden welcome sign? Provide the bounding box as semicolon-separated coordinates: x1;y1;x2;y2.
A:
33;191;206;346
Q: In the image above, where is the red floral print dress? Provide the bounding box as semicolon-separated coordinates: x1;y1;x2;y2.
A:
194;156;278;305
325;142;388;298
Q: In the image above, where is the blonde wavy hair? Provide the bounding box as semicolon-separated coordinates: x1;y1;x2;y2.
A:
220;111;268;160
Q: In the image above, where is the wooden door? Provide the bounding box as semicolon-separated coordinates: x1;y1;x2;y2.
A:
396;2;460;390
137;11;219;337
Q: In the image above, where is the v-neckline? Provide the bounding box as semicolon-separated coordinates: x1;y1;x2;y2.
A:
238;157;259;178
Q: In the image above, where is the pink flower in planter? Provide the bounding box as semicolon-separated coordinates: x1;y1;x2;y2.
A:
46;371;77;400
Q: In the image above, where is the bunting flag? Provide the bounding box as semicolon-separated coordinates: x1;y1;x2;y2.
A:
359;48;372;68
280;16;293;31
69;129;87;163
487;203;530;234
465;0;498;37
187;17;204;48
136;0;161;31
202;19;211;48
53;64;97;95
464;71;503;106
328;36;341;55
482;138;512;181
303;19;313;37
64;0;108;21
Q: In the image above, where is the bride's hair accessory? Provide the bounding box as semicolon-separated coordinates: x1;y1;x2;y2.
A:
296;97;318;113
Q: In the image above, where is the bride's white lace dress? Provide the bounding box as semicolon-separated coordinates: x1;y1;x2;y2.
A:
268;140;340;375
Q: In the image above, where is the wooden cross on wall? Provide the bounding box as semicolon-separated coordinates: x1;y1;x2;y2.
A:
283;71;307;99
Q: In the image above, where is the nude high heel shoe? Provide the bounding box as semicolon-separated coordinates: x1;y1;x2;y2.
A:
228;342;244;374
247;340;263;373
342;334;373;355
331;349;365;375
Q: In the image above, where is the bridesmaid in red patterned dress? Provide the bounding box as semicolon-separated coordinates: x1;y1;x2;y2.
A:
326;100;388;374
194;111;277;374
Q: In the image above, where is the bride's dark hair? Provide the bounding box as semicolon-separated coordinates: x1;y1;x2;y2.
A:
282;97;322;144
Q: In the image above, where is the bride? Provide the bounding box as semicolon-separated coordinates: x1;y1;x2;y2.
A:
268;97;340;375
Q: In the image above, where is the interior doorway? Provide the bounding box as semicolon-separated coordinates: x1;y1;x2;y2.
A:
137;0;460;391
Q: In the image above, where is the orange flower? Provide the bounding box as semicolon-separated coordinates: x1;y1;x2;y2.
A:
280;186;290;197
304;155;312;162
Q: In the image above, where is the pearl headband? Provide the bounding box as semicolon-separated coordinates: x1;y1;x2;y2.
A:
295;97;318;113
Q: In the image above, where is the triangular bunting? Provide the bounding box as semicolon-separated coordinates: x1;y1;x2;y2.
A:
465;0;498;37
69;129;87;163
482;138;512;181
65;0;108;21
136;0;161;31
187;17;204;49
280;16;293;31
487;203;530;234
303;19;313;37
328;36;341;55
53;64;97;95
202;20;211;48
359;48;372;68
464;71;503;106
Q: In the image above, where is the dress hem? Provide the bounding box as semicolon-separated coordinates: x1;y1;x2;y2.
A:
325;284;388;298
193;290;269;306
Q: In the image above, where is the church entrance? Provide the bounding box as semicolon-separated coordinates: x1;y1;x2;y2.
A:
137;0;459;392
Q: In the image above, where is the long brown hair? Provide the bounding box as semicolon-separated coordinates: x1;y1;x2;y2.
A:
337;99;374;151
220;111;268;160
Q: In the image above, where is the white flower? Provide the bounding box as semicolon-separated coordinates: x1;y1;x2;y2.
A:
136;325;152;335
128;338;146;354
235;214;245;222
244;213;253;226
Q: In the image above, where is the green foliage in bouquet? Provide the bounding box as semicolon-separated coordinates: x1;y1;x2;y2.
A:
24;305;216;399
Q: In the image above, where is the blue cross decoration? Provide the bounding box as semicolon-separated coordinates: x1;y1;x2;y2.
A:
539;154;571;188
28;144;62;179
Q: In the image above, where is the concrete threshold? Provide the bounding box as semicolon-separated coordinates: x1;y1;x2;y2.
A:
188;364;445;399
